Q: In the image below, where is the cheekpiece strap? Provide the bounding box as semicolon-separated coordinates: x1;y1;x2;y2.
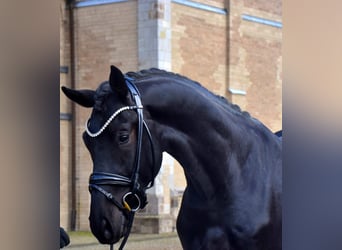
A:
125;77;144;192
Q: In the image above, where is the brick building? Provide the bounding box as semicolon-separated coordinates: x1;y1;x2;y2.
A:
60;0;282;232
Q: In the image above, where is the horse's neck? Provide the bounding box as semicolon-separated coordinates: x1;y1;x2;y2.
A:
141;80;251;201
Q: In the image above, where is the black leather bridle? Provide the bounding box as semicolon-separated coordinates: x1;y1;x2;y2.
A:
87;77;156;250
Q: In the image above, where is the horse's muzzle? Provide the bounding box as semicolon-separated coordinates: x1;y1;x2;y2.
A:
89;215;124;245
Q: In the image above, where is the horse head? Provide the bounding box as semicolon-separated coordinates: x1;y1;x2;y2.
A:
62;65;162;245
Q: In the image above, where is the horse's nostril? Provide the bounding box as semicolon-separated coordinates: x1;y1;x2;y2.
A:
102;218;113;241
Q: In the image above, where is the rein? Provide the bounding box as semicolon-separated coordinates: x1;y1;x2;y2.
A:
86;77;156;250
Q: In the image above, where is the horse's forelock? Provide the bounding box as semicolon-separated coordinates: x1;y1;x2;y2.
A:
93;82;112;111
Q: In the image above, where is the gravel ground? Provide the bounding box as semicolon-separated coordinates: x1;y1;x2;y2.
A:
66;231;183;250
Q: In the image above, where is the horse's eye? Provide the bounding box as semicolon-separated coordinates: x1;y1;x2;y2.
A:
118;134;129;144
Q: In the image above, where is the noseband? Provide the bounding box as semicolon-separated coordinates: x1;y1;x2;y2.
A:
86;77;156;250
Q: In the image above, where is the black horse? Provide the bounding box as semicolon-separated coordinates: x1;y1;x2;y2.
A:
62;65;282;250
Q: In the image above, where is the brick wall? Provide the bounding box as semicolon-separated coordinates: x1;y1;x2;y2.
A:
229;0;282;132
172;1;228;96
74;2;138;88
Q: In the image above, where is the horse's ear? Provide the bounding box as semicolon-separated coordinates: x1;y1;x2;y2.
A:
61;86;95;108
109;65;128;99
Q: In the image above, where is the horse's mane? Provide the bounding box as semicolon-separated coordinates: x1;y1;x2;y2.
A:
126;68;251;118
